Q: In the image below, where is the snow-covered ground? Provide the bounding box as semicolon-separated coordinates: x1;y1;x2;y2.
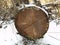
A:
0;21;24;45
0;20;60;45
42;20;60;45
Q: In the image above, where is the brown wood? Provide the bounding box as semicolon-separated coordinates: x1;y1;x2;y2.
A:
15;7;49;40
